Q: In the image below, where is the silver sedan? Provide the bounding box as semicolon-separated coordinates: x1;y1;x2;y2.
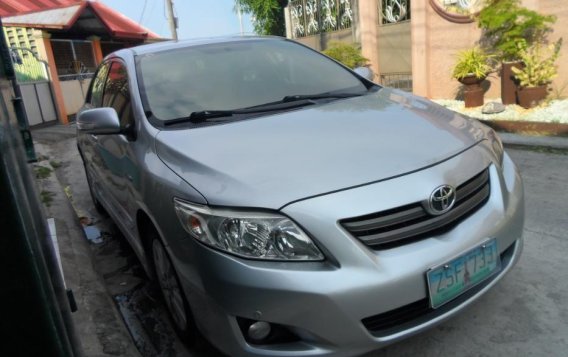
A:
76;37;524;357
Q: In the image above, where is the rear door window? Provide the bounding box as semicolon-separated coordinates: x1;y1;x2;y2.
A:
88;62;110;108
103;61;134;132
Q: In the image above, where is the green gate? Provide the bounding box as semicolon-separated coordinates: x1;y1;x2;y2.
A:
10;46;58;126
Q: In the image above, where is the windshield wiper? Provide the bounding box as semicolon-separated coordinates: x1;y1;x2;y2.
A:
164;110;235;126
162;93;363;126
282;92;364;103
164;99;320;126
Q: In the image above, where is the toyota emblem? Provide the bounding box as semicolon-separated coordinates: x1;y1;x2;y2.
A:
427;185;456;215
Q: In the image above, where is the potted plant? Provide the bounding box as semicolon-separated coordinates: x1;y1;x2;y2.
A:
452;47;492;108
512;39;562;109
477;0;556;105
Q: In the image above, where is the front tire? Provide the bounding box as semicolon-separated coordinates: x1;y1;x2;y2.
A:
83;162;105;214
152;238;199;343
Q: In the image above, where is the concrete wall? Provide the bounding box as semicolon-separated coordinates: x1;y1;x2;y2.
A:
412;0;568;99
541;1;568;98
286;0;568;99
412;2;490;99
60;79;90;115
293;28;354;51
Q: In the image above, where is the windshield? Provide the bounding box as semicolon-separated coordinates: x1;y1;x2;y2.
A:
137;39;369;121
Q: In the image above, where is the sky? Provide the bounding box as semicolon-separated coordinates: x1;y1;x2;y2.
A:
100;0;255;39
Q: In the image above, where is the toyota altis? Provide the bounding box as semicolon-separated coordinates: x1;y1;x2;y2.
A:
76;37;524;357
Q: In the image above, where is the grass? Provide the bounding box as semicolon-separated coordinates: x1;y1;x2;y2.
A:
40;190;55;206
50;160;62;169
34;166;52;179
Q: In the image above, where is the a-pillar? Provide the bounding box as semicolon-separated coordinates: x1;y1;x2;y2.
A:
38;31;68;124
88;35;104;65
359;0;380;81
410;0;429;97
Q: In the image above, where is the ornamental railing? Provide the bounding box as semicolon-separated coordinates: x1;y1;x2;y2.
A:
380;72;413;92
289;0;354;38
379;0;411;25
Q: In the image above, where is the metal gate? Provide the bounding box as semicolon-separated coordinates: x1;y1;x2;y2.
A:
9;47;58;126
377;0;412;92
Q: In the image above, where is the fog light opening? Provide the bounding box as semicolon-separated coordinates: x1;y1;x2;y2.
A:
248;321;271;341
236;317;301;345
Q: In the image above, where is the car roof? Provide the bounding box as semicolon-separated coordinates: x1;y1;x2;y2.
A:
128;36;286;56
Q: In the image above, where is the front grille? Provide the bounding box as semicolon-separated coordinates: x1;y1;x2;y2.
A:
341;168;490;249
361;241;517;336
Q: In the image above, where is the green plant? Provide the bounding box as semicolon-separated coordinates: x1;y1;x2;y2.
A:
40;190;54;206
34;165;52;179
452;47;493;80
322;42;368;69
235;0;286;35
511;39;562;87
477;0;556;62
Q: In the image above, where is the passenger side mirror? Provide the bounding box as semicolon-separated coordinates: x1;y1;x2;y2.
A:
353;67;374;81
77;108;121;135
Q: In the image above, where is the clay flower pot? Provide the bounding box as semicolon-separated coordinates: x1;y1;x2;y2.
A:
501;61;524;105
517;85;547;109
458;75;485;86
458;75;486;108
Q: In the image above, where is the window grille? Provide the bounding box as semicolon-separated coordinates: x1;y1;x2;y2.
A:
289;0;354;38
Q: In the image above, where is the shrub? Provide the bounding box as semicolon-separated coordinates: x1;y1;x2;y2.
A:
512;39;562;88
322;42;368;69
477;0;556;62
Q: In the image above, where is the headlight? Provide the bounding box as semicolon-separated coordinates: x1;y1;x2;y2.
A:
173;199;324;261
488;129;504;167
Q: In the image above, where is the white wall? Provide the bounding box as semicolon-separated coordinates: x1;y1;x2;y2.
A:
60;78;91;115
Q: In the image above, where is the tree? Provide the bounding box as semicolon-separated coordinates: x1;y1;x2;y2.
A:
476;0;556;62
235;0;287;36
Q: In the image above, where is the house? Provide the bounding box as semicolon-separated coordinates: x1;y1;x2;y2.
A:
1;0;161;125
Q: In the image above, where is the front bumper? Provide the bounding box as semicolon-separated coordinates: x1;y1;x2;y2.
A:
174;146;524;357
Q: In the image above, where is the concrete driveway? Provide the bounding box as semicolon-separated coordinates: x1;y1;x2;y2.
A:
32;125;568;357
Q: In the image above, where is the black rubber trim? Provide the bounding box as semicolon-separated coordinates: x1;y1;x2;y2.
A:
341;167;490;249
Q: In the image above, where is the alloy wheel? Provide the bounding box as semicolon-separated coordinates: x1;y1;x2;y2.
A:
152;239;188;332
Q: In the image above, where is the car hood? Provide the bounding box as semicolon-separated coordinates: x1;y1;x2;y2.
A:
155;88;485;209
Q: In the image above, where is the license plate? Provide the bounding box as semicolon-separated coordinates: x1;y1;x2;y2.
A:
427;239;501;309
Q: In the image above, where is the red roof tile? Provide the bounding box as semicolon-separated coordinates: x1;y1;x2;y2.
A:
0;0;79;17
1;0;160;40
90;1;160;39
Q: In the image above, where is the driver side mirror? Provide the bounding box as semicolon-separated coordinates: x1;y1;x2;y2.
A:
77;108;121;135
353;67;374;81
